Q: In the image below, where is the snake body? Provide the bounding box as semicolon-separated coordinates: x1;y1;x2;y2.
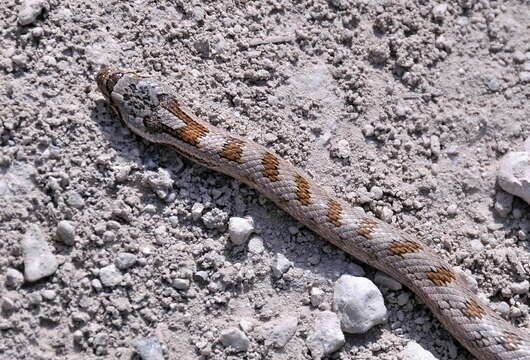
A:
95;66;530;360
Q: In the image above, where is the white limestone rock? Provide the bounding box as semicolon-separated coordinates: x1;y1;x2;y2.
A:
333;275;387;334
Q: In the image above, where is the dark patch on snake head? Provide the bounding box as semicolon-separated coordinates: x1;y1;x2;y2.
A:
143;116;163;133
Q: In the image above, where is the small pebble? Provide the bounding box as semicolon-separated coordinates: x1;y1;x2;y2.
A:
172;278;190;290
31;26;43;38
334;139;351;159
239;318;256;333
91;279;102;292
469;239;484;252
379;207;393;222
494;192;513;217
41;290;56;301
497;151;530;206
191;203;204;221
133;336;164;360
5;268;24;289
12;54;28;67
430;135;440;157
333;275;387;334
228;216;255;245
362;124;374;137
446;204;458;216
220;328;250;352
115;252;137;270
306;311;345;360
66;190;85;209
248;235;265;254
18;0;48;26
268;315;298;348
1;297;17;313
73;330;83;343
271;253;293;278
28;292;42;305
511;280;529;295
98;264;123;287
56;220;76;245
495;301;510;315
397;293;410;307
520;72;530;83
431;3;448;21
487;78;501;92
310;287;325;307
22;225;58;282
193;271;209;284
369;186;383;200
513;51;526;63
400;341;438;360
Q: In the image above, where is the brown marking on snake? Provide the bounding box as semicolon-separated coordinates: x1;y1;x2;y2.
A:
294;174;312;205
219;136;245;163
388;240;423;256
161;99;209;146
462;299;486;319
356;218;379;239
500;331;522;351
426;266;455;286
262;152;280;182
326;199;343;227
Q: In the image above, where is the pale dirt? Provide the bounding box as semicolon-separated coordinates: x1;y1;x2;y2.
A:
1;1;529;359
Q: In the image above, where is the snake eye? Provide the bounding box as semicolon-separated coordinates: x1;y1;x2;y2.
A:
143;116;162;132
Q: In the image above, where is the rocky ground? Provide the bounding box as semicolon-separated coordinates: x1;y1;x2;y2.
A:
1;0;529;359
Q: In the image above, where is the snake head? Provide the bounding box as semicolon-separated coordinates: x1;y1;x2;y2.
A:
95;66;171;140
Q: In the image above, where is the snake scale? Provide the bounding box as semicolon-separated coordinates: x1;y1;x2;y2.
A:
95;66;530;360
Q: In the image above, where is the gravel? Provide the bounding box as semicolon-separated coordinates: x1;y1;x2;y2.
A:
1;0;529;359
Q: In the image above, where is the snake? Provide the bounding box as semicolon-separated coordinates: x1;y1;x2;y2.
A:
95;66;530;360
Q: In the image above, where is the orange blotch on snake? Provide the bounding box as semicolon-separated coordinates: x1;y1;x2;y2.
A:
262;152;280;182
462;299;486;319
294;174;312;205
219;136;245;163
500;331;522;351
326;199;343;227
356;218;379;239
388;240;423;256
162;98;209;146
426;266;456;286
